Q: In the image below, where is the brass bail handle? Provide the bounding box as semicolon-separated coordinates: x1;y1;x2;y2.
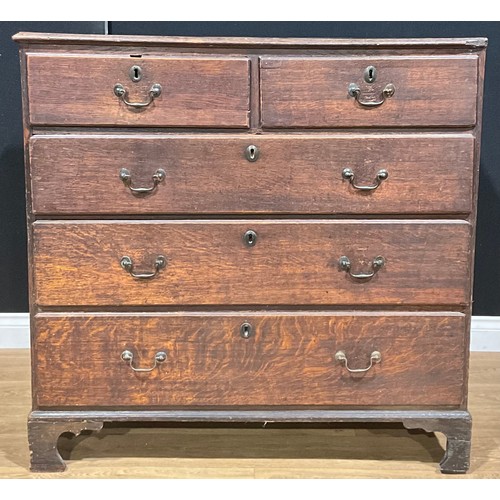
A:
120;255;167;279
342;168;388;192
339;255;385;280
119;168;166;195
335;350;382;373
348;83;395;107
114;83;162;109
121;350;167;372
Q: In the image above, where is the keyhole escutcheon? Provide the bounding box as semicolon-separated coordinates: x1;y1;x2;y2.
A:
364;65;377;83
243;229;257;247
245;145;260;162
129;65;143;82
240;322;253;339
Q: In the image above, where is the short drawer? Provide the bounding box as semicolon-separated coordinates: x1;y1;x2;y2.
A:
26;54;250;127
33;220;470;307
30;133;474;215
33;312;466;408
261;56;478;127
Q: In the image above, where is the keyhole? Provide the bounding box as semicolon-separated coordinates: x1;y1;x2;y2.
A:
245;144;260;162
129;65;143;82
364;65;377;84
243;229;257;247
240;322;253;339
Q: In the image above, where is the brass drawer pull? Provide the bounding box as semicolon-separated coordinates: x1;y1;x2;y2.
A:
113;83;162;109
342;168;388;192
119;168;166;195
120;255;167;279
335;350;382;373
339;255;385;280
348;83;395;108
121;349;167;372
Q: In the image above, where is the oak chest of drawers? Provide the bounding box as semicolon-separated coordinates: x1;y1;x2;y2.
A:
14;32;487;474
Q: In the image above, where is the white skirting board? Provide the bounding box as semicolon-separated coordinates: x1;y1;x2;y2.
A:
0;313;30;348
0;313;499;351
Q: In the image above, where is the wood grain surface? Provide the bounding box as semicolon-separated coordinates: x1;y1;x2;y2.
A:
1;350;499;478
33;220;471;307
14;34;487;476
33;312;465;407
12;32;489;49
261;56;478;127
30;133;474;215
26;54;250;127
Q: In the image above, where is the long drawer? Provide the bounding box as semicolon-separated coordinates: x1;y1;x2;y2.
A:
34;312;466;408
30;134;474;215
260;55;478;127
33;220;470;307
26;54;250;127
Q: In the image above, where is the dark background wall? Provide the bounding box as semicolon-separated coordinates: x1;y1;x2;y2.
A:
1;21;499;314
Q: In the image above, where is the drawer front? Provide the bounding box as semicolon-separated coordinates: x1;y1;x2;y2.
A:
26;54;250;127
33;220;470;306
261;56;478;127
33;312;466;408
30;134;474;215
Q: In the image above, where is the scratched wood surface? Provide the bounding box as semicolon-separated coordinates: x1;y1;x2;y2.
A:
12;32;489;49
30;134;474;215
26;54;250;127
33;312;465;407
15;34;487;475
0;350;498;478
32;220;471;307
260;56;478;127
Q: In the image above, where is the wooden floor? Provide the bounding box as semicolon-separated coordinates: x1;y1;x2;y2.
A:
0;350;499;478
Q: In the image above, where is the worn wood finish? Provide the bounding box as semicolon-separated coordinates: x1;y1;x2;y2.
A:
32;220;470;307
28;407;473;473
28;419;103;472
3;350;499;477
261;56;478;128
33;312;465;407
13;33;489;49
402;414;472;473
27;408;473;473
26;54;250;127
30;134;474;215
461;49;487;410
15;33;486;474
